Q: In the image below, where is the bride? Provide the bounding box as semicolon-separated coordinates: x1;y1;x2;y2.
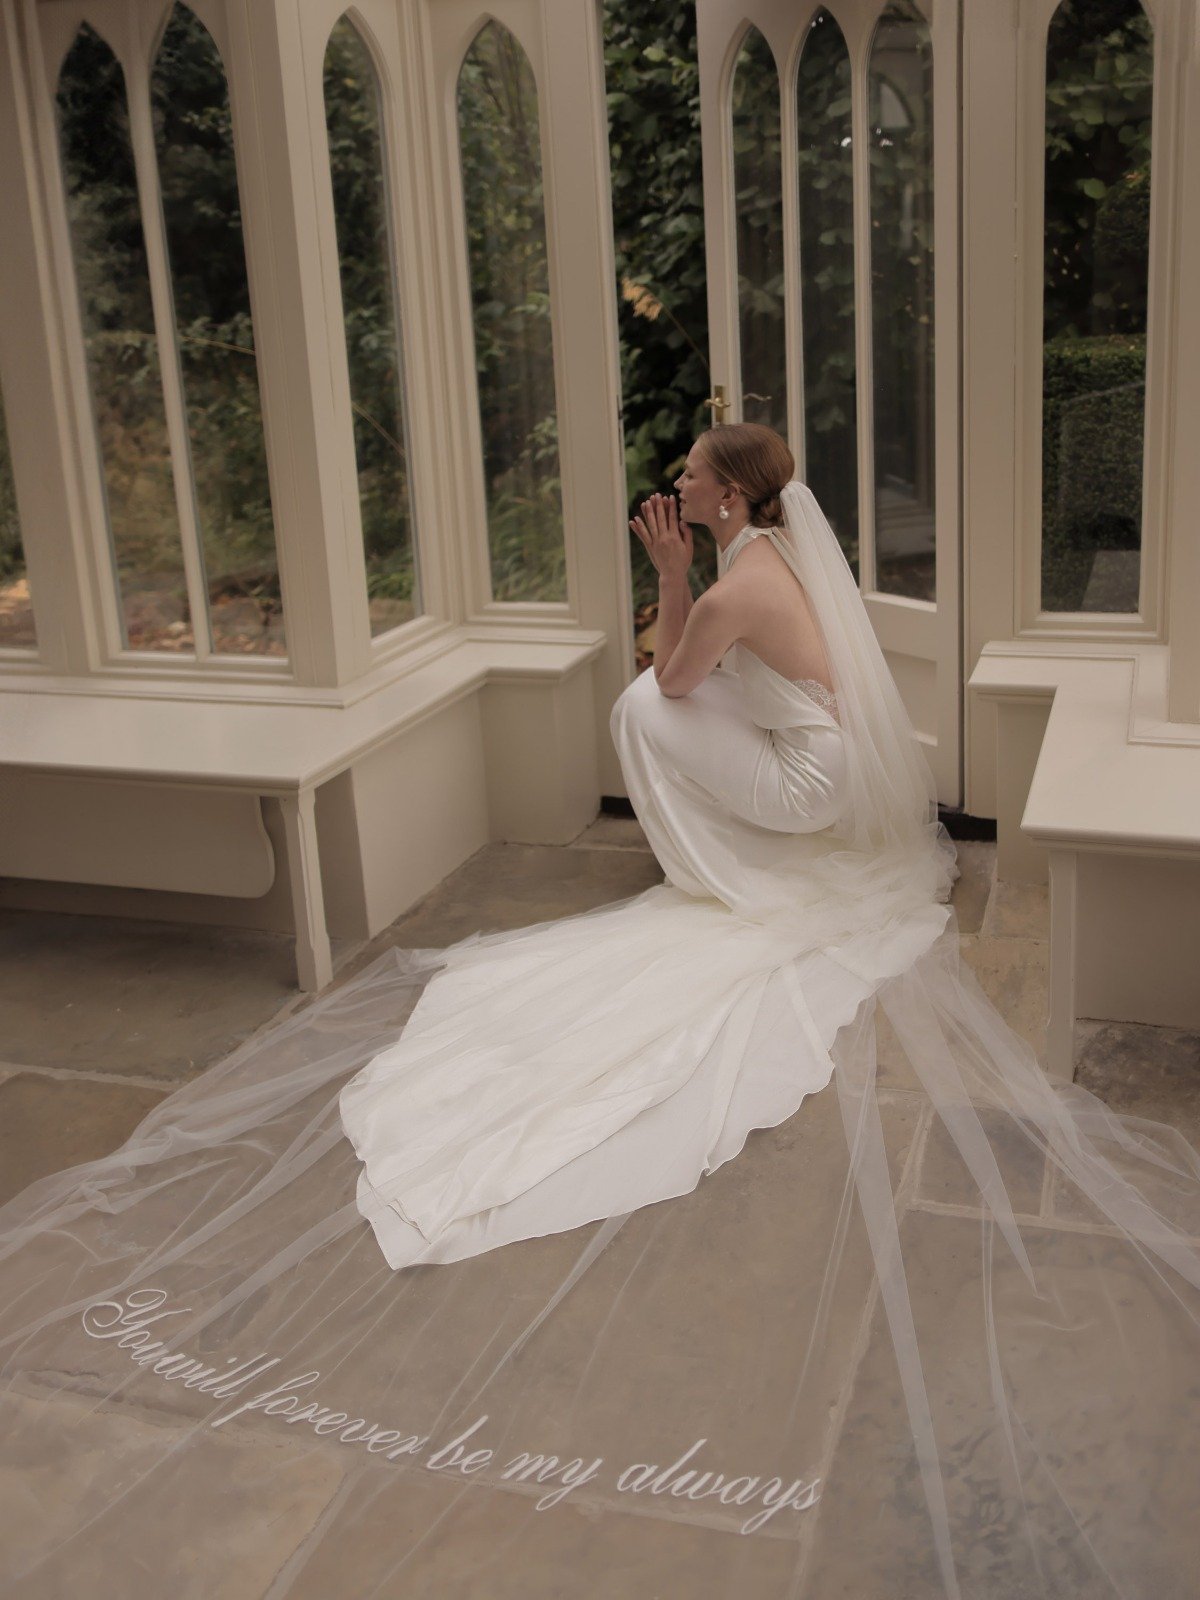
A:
337;424;956;1270
2;426;1198;1599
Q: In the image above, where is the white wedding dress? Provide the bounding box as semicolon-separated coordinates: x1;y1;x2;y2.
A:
338;522;949;1271
3;491;1198;1600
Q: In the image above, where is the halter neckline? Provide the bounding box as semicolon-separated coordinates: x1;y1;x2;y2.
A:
718;523;776;573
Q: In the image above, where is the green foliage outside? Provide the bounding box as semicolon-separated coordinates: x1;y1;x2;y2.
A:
797;12;858;574
1042;336;1146;610
458;23;566;604
152;4;280;648
324;18;416;627
1042;0;1152;611
603;5;714;607
868;8;937;602
732;29;787;440
56;21;188;645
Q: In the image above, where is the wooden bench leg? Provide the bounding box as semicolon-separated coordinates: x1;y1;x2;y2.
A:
1045;847;1078;1083
280;787;332;992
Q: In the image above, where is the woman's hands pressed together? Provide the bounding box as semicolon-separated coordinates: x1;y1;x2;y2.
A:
631;493;696;685
631;493;693;583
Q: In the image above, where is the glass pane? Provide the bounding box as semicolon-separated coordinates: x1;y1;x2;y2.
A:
797;9;858;578
1042;0;1152;614
56;23;192;653
457;22;565;603
0;382;36;648
152;3;284;657
868;3;936;602
324;15;420;638
731;28;785;435
602;1;713;630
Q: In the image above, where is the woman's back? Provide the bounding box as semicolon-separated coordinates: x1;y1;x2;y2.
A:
720;527;834;690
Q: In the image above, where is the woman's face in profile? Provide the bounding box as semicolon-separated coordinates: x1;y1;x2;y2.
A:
673;445;729;531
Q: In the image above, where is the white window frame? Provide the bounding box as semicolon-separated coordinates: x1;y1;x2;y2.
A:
312;1;429;659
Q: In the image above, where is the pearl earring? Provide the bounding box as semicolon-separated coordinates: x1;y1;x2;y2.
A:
718;506;729;520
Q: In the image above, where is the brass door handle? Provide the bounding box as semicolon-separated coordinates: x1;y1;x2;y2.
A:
703;383;729;423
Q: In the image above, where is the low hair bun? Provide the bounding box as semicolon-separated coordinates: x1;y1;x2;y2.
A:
753;491;784;528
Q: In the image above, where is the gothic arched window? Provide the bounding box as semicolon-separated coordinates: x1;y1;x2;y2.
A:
796;9;858;574
731;26;785;435
150;3;282;656
457;21;565;603
56;22;187;652
324;13;420;637
1041;0;1153;615
868;1;936;603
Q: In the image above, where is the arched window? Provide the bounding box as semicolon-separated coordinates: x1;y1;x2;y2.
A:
56;23;187;652
324;13;420;638
0;382;34;648
796;8;857;575
868;1;936;603
731;26;785;435
1041;0;1152;615
151;2;282;655
457;21;565;603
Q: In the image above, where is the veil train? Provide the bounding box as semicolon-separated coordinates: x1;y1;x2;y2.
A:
1;482;1198;1599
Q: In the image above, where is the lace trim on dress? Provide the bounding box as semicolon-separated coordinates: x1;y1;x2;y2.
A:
795;677;840;723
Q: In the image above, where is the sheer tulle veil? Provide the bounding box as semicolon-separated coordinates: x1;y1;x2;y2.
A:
1;480;1198;1597
776;479;945;862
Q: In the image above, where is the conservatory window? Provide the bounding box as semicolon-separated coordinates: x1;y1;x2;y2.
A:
0;381;35;650
151;4;281;656
796;8;858;578
324;14;421;639
731;26;785;437
867;1;936;604
56;24;187;653
55;6;284;660
457;21;565;604
1041;0;1153;616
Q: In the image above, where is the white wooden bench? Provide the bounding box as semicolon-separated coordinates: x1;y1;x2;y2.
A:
0;633;605;992
970;643;1200;1080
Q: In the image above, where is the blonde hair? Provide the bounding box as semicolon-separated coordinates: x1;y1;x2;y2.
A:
696;423;795;527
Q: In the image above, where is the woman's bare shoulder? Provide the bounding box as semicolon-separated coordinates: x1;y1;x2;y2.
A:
721;535;813;607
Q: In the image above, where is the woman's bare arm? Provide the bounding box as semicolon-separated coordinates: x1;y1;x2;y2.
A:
652;571;693;682
654;584;745;696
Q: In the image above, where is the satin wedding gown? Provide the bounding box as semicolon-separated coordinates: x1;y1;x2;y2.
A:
338;522;945;1270
3;500;1199;1599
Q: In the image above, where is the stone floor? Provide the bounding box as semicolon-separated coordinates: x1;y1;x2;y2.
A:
1;821;1198;1596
